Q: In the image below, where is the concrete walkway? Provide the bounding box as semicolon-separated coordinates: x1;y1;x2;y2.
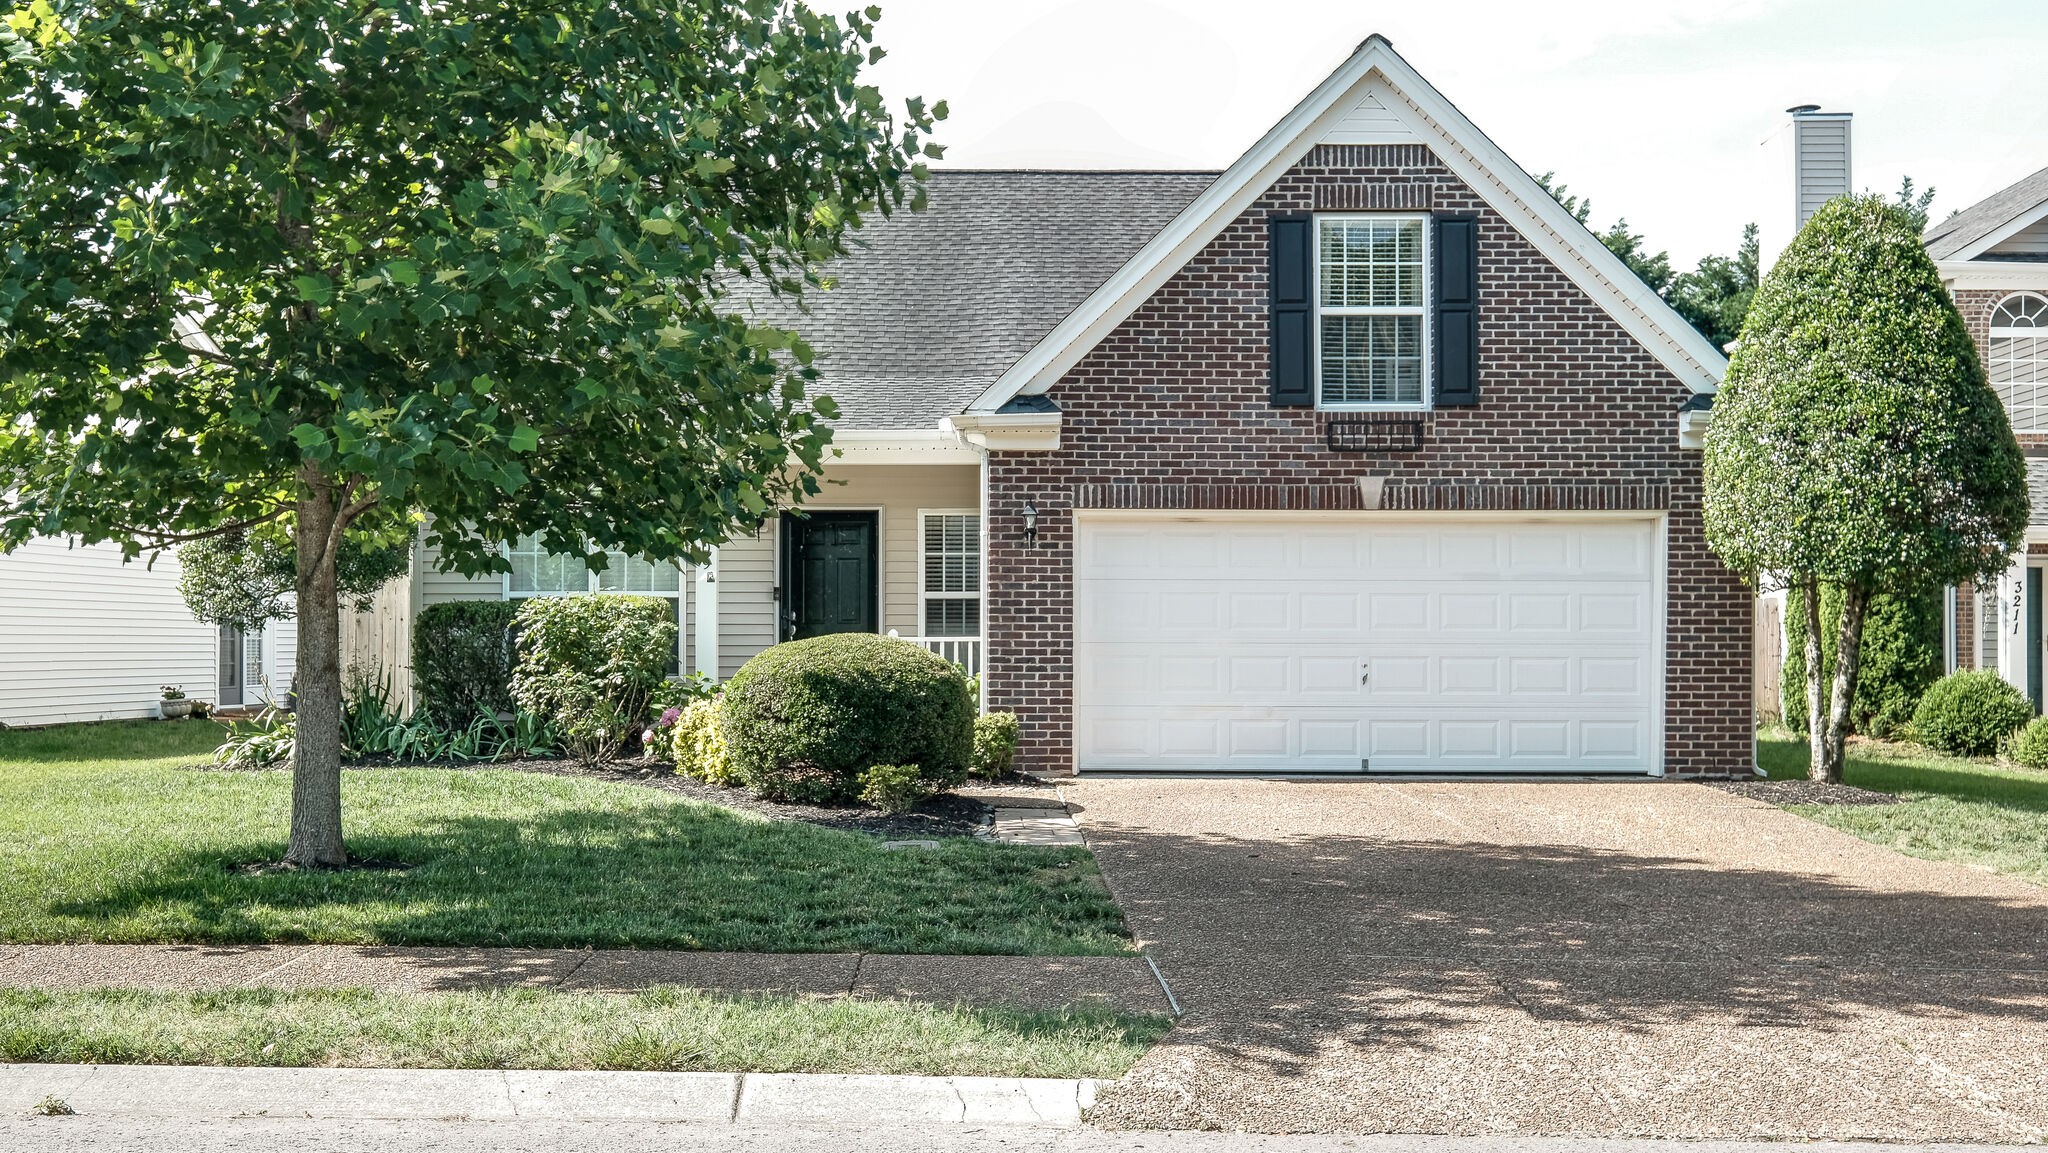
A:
0;945;1171;1014
1;1063;1095;1126
1062;778;2048;1141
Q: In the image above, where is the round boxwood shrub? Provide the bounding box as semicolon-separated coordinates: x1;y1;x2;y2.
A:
2007;716;2048;769
720;634;974;803
1910;669;2034;757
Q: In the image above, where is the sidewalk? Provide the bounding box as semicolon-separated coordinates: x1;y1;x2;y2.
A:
0;944;1171;1014
1;1063;1095;1126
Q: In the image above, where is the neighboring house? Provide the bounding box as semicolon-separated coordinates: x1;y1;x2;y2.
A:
0;536;294;726
404;35;1754;778
1925;164;2048;703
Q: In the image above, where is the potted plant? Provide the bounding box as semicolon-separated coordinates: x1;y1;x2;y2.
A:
159;685;192;720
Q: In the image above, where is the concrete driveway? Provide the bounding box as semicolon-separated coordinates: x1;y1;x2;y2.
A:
1064;779;2048;1140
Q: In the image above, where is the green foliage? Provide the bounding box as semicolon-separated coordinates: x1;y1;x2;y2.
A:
511;595;676;765
858;763;930;814
1534;171;1672;294
1667;223;1759;353
1886;175;1938;232
972;712;1021;782
412;601;521;727
0;0;943;857
177;520;412;630
213;709;298;770
1704;195;2028;595
1911;670;2034;757
2003;716;2048;769
721;634;974;804
648;675;715;719
671;696;738;786
1782;584;1943;738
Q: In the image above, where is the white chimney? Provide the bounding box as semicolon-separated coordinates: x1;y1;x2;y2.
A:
1758;104;1852;275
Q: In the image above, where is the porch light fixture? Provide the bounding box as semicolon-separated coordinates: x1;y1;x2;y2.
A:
1023;500;1038;547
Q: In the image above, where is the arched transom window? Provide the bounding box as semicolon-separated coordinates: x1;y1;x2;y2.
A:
1991;293;2048;431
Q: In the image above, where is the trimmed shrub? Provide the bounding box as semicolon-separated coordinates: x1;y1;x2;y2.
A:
971;712;1020;781
1911;670;2034;757
672;696;739;786
1781;584;1942;739
721;634;975;803
858;763;929;814
413;600;520;727
2006;716;2048;769
511;594;677;764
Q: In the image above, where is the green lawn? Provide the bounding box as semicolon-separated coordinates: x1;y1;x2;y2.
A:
1757;731;2048;885
0;986;1167;1077
0;721;1129;954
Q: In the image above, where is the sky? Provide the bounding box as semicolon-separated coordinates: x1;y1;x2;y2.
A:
859;0;2048;267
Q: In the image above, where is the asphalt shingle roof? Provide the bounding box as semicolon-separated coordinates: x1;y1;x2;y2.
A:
1925;164;2048;261
725;170;1218;429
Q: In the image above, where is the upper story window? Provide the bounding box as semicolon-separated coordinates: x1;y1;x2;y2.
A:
1990;292;2048;432
1316;215;1428;408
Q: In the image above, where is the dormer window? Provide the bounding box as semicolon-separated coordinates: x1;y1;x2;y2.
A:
1315;215;1429;408
1991;293;2048;432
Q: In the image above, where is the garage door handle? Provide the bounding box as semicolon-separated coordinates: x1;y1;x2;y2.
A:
1360;661;1370;685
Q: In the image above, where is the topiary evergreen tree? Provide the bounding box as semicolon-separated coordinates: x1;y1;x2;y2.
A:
1705;195;2029;782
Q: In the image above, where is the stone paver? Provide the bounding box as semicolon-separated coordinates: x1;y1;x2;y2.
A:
992;808;1086;846
1065;778;2048;1140
0;945;1165;1013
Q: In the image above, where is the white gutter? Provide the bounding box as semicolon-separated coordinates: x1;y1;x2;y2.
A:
827;428;985;466
940;412;1062;453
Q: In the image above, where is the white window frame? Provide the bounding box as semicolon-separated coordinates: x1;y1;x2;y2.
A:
502;536;687;673
917;509;981;639
1990;292;2048;433
1312;212;1432;412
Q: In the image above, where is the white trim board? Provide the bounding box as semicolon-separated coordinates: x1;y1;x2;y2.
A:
965;35;1725;414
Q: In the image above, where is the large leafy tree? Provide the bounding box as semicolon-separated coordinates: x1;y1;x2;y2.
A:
1668;223;1758;353
1703;195;2027;782
0;0;940;864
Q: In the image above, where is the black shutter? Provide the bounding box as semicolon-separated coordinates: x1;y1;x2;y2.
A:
1269;213;1313;407
1433;214;1480;407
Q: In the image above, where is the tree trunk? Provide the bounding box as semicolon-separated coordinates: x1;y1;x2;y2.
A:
1817;586;1872;785
284;479;347;868
1802;576;1828;782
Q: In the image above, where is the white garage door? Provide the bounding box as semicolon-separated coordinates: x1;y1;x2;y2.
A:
1073;514;1663;775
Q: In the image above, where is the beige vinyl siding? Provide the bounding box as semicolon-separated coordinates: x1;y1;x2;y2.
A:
1990;217;2048;257
714;528;776;680
805;464;980;638
0;536;216;726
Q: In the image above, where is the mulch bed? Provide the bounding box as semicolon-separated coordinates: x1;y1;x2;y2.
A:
1706;780;1903;806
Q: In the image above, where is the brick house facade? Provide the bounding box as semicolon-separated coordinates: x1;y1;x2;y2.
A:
982;143;1753;777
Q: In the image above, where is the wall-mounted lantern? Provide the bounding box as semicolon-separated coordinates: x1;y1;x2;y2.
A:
1023;499;1038;548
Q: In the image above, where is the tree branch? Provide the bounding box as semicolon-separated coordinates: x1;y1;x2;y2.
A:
114;509;288;546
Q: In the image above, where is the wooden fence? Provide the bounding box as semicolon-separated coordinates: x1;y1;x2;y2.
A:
1754;594;1783;725
339;574;413;707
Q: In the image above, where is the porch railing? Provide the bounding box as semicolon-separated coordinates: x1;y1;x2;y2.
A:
890;632;983;677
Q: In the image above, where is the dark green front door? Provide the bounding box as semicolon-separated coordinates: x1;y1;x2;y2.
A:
783;511;878;640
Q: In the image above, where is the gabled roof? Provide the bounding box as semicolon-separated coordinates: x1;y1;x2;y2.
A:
966;34;1728;413
1925;163;2048;261
724;171;1215;429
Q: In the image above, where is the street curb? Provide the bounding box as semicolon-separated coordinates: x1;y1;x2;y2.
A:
1;1064;1098;1128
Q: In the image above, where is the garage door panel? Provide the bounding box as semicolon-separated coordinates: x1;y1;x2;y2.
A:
1074;516;1660;775
1080;647;1652;706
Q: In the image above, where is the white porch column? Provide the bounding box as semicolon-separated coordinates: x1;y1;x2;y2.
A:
694;547;720;683
1998;551;2029;692
976;442;990;714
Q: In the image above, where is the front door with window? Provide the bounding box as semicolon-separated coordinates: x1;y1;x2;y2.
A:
783;512;878;639
218;624;245;706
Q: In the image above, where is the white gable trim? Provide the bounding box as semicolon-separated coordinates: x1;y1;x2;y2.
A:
1939;259;2048;291
1949;198;2048;262
966;36;1725;413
